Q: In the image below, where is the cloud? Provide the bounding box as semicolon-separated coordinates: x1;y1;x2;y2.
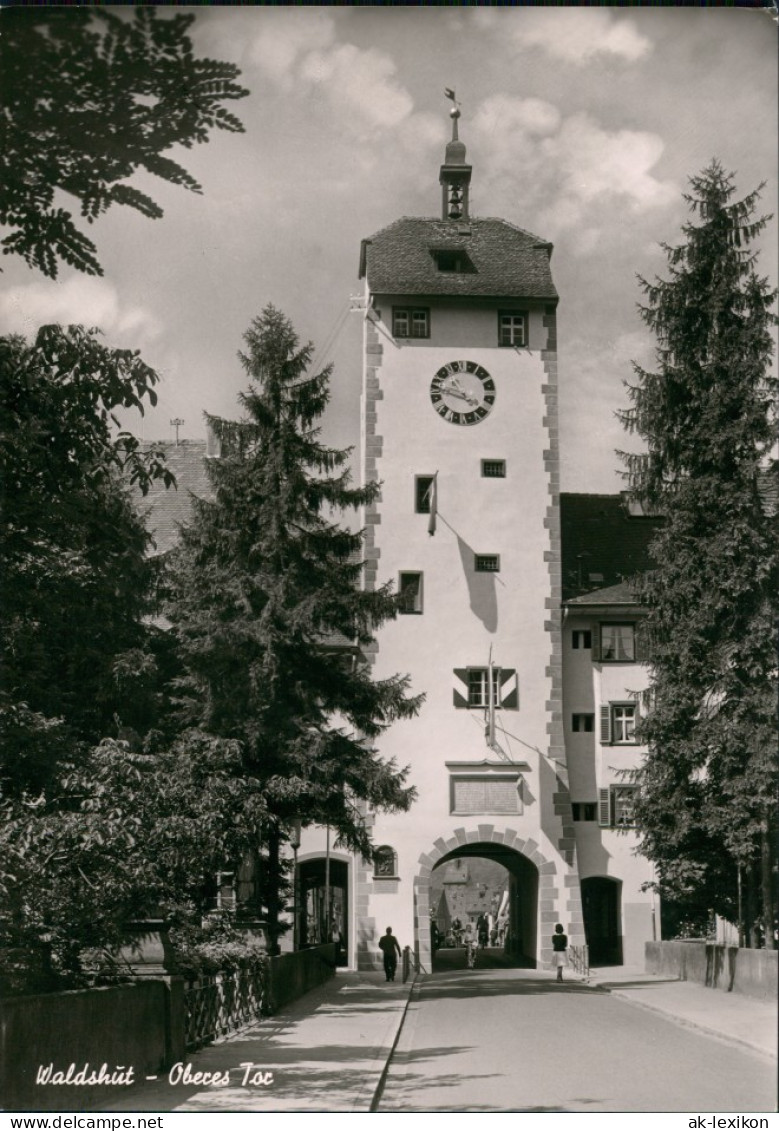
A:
0;277;162;343
246;10;425;141
300;44;413;132
248;8;337;86
514;9;652;64
473;97;677;249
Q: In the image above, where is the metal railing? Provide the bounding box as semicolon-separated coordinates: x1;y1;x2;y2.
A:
184;960;269;1051
568;944;589;978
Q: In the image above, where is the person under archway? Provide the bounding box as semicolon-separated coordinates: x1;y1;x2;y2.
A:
552;923;568;982
378;926;402;982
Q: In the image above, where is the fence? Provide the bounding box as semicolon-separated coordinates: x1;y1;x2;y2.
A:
185;960;268;1051
568;944;589;978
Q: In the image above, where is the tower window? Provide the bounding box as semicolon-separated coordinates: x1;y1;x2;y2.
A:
572;713;594;733
572;802;597;822
415;475;435;514
393;307;429;339
481;460;506;478
498;311;527;347
475;554;500;572
467;668;501;708
398;572;423;614
572;630;592;650
431;249;475;273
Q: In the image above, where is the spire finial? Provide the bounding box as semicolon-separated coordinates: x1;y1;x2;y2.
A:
444;88;461;141
440;88;471;221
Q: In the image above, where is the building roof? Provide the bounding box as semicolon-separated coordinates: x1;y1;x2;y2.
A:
560;493;661;603
359;217;557;300
136;440;212;557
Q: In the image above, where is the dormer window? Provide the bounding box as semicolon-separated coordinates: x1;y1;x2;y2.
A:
431;249;475;273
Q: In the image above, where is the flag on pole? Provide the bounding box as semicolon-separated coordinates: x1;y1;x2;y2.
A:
444;88;457;102
427;472;438;536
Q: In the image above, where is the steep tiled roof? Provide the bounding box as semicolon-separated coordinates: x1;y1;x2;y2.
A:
359;217;557;300
560;493;661;603
135;441;213;557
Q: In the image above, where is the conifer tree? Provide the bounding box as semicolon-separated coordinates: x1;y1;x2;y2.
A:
168;305;420;950
620;162;778;945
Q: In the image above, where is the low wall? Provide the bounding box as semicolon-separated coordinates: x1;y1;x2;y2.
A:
646;941;778;1001
266;944;336;1012
0;980;175;1112
1;946;336;1111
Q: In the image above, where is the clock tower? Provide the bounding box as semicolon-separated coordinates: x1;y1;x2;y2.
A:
355;102;585;972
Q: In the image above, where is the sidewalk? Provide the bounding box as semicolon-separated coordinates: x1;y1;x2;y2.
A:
582;965;778;1060
102;969;413;1113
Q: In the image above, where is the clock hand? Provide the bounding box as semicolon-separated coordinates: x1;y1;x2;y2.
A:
443;382;479;407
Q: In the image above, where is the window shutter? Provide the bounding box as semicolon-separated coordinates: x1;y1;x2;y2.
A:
599;704;612;745
499;668;518;709
453;668;469;708
598;788;612;827
592;622;601;662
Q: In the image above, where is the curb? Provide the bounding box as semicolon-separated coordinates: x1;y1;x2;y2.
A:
591;981;777;1062
368;975;418;1112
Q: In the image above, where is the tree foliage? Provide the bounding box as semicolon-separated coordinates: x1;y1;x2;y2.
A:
0;732;268;993
0;7;248;277
0;324;174;779
168;305;421;947
620;162;778;941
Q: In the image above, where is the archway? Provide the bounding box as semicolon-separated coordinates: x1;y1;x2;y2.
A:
298;856;349;966
581;876;623;965
414;826;555;971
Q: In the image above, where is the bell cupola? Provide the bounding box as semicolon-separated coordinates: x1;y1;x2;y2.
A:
439;91;472;222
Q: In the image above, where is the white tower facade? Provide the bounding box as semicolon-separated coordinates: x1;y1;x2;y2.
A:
353;113;586;971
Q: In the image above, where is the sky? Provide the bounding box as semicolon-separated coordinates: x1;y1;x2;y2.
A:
2;6;777;493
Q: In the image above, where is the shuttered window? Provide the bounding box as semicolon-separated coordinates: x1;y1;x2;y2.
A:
598;786;638;828
600;703;637;744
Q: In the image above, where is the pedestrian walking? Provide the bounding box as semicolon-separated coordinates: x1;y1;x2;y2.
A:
552;923;568;982
463;921;477;968
378;926;402;982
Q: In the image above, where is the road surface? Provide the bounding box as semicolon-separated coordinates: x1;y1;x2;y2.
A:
377;958;776;1112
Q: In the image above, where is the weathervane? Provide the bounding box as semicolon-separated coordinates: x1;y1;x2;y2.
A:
444;87;462;140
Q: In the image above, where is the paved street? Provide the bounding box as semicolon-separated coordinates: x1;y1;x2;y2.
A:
377;962;777;1113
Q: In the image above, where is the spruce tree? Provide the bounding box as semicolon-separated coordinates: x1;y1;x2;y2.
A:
168;305;420;950
620;162;778;945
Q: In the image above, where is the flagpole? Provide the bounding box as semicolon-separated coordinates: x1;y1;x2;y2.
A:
487;645;496;746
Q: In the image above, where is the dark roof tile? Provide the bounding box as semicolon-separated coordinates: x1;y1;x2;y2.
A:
560;493;661;603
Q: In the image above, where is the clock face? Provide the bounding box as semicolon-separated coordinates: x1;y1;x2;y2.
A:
430;360;496;425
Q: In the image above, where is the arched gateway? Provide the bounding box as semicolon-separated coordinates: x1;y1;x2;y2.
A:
414;824;563;972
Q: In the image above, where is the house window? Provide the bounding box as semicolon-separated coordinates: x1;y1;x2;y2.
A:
600;623;636;662
598;786;638;828
373;845;398;878
475;554;500;572
600;703;637;745
481;460;506;478
468;668;500;708
393;307;429;339
453;667;518;710
432;250;474;273
572;713;594;733
572;802;597;822
451;775;520;815
415;475;435;514
498;311;527;347
572;630;592;650
398;572;423;614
